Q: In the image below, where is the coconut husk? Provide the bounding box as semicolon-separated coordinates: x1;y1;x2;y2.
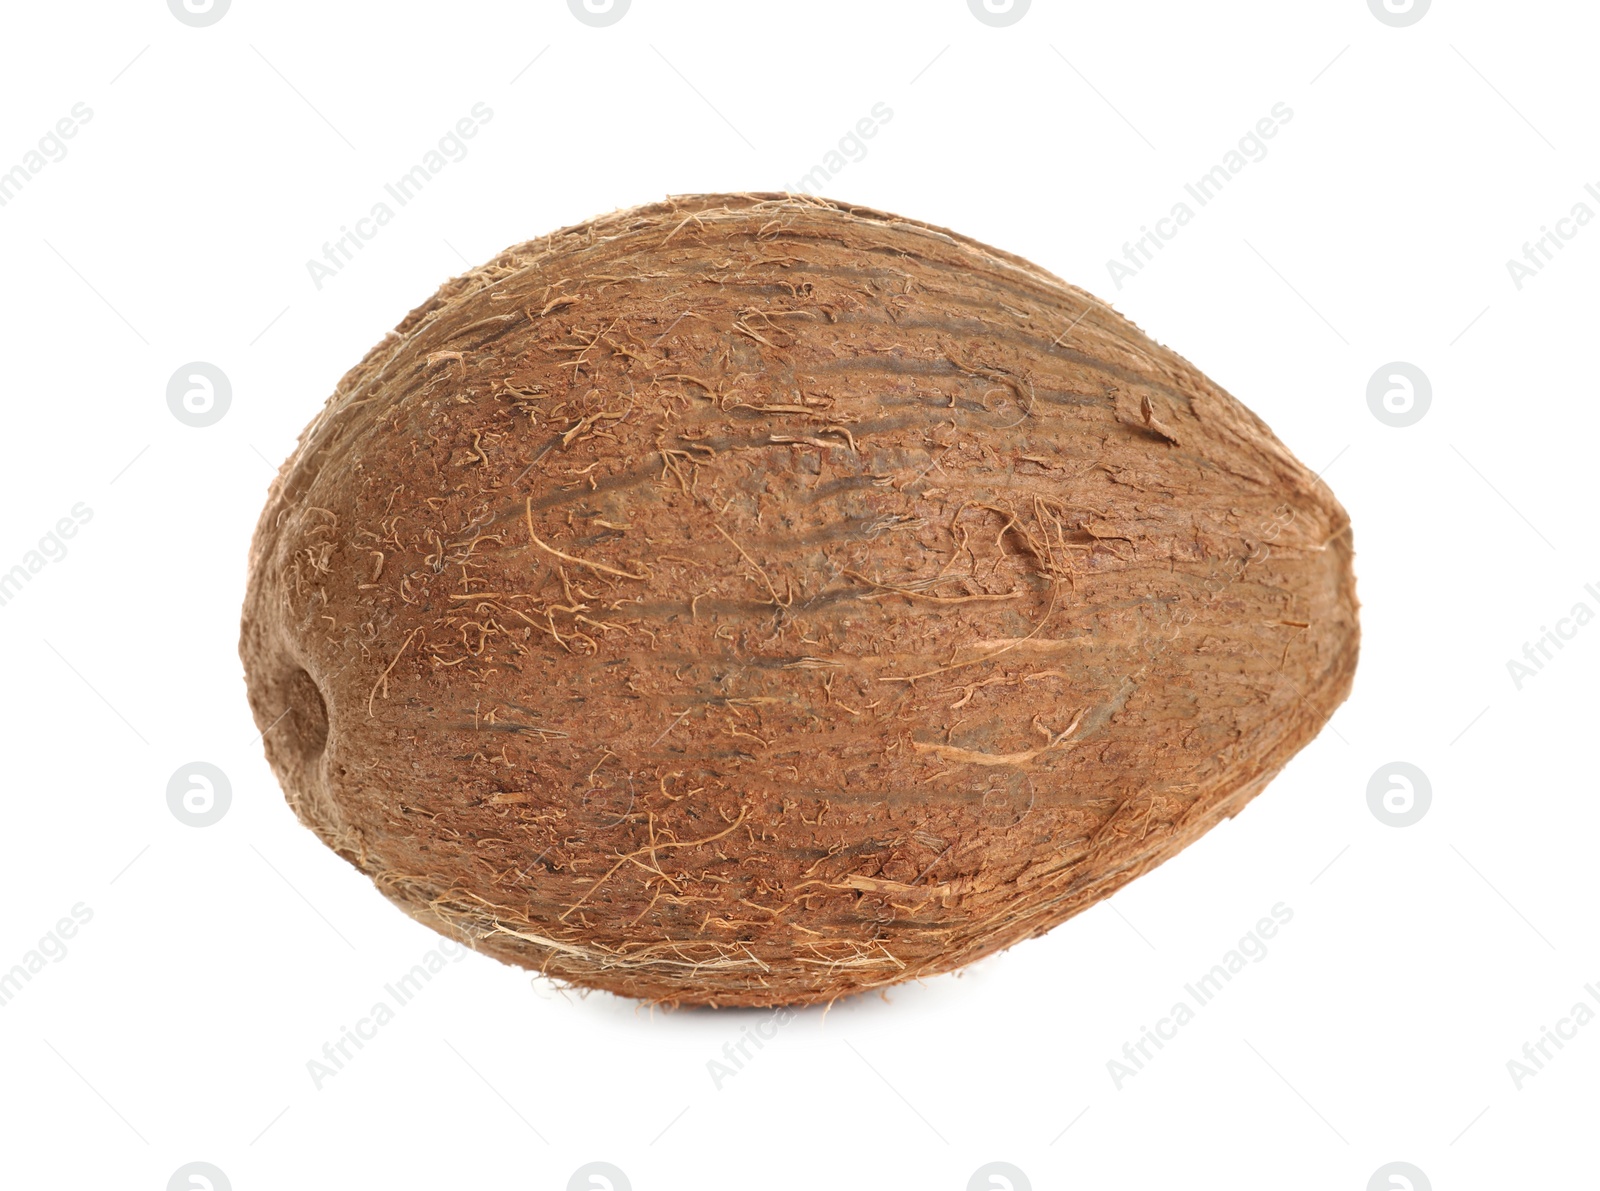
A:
240;193;1358;1007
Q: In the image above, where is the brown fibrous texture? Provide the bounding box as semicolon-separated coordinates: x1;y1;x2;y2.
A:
240;193;1358;1007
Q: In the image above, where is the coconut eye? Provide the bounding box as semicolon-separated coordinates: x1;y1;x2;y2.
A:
280;665;328;763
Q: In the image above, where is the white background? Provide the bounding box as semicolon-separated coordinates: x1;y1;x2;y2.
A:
1;2;1595;1188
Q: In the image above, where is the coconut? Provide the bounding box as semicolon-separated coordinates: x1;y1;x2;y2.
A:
240;193;1358;1007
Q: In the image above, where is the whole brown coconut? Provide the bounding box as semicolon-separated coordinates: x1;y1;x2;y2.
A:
241;193;1357;1007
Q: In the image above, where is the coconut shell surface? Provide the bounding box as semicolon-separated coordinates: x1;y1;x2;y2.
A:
240;193;1358;1007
